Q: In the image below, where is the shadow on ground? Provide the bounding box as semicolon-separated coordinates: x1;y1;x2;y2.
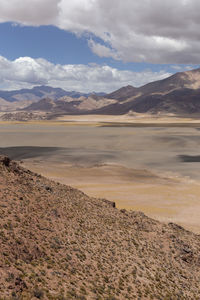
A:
178;155;200;162
0;146;118;165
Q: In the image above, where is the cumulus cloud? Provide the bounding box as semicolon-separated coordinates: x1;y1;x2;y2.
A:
0;0;200;64
88;39;119;60
0;55;172;92
170;64;194;71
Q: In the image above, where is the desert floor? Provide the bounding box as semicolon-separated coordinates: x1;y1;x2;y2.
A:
1;114;200;233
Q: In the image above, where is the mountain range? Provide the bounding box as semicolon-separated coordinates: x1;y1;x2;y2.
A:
0;85;106;103
97;67;200;115
1;67;200;115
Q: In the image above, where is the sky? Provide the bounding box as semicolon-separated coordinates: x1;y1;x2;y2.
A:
0;0;199;93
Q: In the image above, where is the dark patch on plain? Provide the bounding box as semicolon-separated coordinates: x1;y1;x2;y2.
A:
0;146;61;160
178;155;200;163
100;122;200;128
0;146;118;165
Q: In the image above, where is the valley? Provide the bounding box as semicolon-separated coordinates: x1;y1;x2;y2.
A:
1;116;200;233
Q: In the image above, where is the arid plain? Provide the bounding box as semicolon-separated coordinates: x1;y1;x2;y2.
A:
1;114;200;233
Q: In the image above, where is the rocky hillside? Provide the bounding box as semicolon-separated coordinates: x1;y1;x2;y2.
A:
108;68;200;101
0;112;47;121
0;156;200;299
107;85;138;101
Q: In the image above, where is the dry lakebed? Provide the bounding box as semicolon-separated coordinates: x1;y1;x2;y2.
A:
1;115;200;233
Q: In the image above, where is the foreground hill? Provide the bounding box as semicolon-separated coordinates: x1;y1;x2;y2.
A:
0;156;200;299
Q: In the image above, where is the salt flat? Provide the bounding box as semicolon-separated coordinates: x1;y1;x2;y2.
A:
1;115;200;233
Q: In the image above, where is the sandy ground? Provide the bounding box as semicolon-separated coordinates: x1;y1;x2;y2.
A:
22;160;200;234
1;115;200;233
55;113;200;124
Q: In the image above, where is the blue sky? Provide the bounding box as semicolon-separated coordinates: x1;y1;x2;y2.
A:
0;23;100;65
0;22;178;73
0;0;199;92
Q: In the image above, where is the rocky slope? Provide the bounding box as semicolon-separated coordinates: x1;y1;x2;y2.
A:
108;68;200;100
0;156;200;299
107;85;138;101
24;98;57;112
0;112;47;121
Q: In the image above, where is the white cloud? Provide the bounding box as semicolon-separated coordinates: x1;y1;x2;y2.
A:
88;39;119;60
170;65;194;71
0;55;172;92
0;0;200;64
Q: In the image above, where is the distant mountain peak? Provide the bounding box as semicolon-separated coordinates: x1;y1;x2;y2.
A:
0;86;106;103
181;68;200;90
92;66;200;115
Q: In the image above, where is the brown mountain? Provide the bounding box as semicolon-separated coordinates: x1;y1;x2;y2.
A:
134;88;200;114
24;96;116;114
108;68;200;100
24;98;56;111
0;155;200;299
0;98;12;112
107;85;138;101
138;69;200;95
0;97;10;106
93;68;200;115
24;97;83;113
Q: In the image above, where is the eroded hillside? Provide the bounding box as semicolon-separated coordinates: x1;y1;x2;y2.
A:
0;156;200;299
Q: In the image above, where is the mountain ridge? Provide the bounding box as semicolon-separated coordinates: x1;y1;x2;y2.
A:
1;67;200;115
92;68;200;115
0;85;106;103
23;95;116;113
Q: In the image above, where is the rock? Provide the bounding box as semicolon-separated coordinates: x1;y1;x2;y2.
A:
0;156;11;167
45;185;52;192
101;198;116;208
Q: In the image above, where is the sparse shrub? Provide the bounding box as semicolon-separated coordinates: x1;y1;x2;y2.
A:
33;286;44;299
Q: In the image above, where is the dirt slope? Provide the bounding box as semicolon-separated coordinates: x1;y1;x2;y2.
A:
0;156;200;299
